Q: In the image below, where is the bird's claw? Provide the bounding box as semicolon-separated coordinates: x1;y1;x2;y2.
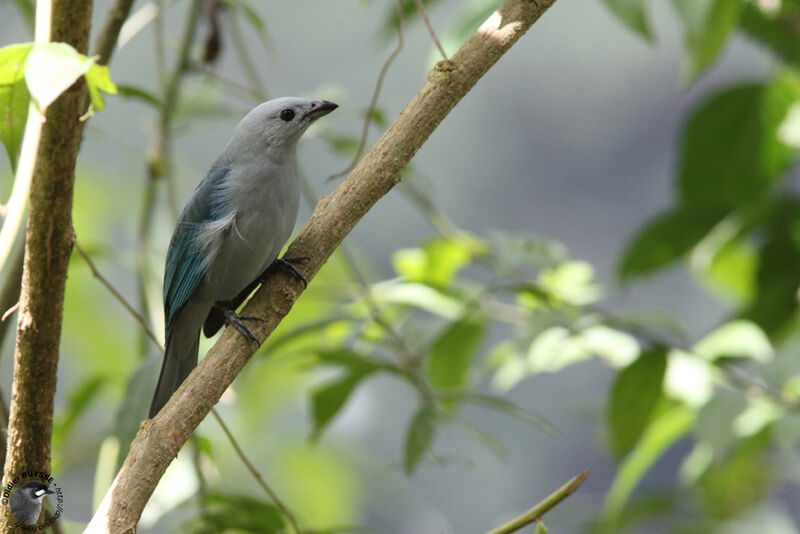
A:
269;256;310;288
217;305;262;344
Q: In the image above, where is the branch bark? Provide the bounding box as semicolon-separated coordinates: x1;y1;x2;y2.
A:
86;0;557;531
0;0;93;530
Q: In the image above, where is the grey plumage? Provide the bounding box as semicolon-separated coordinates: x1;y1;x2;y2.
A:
150;97;337;418
9;481;54;525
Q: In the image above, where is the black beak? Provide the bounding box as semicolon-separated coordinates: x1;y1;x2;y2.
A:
305;100;338;121
46;489;55;495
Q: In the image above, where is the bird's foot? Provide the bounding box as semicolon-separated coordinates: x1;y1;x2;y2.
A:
268;256;310;288
215;304;263;344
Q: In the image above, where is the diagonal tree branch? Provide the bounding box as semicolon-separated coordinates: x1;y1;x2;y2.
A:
86;0;557;531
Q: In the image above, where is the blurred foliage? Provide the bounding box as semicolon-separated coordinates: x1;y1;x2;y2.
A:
1;0;800;532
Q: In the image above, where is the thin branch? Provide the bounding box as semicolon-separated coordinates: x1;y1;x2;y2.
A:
399;169;460;238
74;241;163;351
92;0;136;65
413;0;448;61
0;241;24;352
327;0;404;182
189;435;210;533
210;409;300;534
485;470;589;534
227;9;268;100
1;302;19;322
87;2;558;530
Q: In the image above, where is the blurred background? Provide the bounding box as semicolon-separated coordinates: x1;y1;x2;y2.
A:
2;0;800;532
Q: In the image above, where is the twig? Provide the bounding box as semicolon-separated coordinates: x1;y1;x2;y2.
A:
1;302;19;322
74;241;163;351
190;435;211;533
92;0;136;65
399;169;460;238
227;9;268;100
413;0;448;61
0;235;24;343
327;0;404;182
87;1;558;529
210;409;300;534
485;470;589;534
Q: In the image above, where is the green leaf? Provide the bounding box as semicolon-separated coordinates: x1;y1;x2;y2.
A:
698;235;758;302
608;349;668;459
196;492;286;533
310;369;373;440
382;0;444;37
456;419;509;461
0;43;32;171
0;43;33;84
602;404;695;523
744;219;800;333
404;404;437;474
693;319;773;362
447;391;557;435
219;0;273;51
678;82;799;210
53;374;106;447
116;84;161;108
426;317;484;391
325;132;360;155
393;235;478;287
538;260;601;305
618;206;727;280
663;350;713;407
684;0;741;80
580;325;640;367
10;0;35;32
92;436;120;511
741;2;800;70
313;349;390;373
24;42;95;110
601;0;653;41
84;62;118;112
761;71;800;175
698;430;773;519
371;281;464;319
527;326;592;373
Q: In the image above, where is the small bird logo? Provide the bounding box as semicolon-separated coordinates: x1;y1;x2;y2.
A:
9;480;54;525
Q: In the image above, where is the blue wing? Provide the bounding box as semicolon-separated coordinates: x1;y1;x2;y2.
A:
163;168;230;330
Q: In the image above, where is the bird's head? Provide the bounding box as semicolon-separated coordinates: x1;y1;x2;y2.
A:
16;481;54;502
232;97;338;156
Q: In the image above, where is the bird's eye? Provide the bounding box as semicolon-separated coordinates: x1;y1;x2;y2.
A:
280;109;295;122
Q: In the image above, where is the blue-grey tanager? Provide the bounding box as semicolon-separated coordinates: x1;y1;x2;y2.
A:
149;97;338;418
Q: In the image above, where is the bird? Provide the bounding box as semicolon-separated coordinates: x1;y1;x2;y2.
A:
9;481;54;525
149;97;338;418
